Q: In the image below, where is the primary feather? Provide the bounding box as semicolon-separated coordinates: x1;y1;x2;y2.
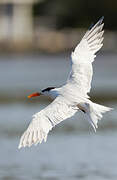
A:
68;16;104;96
18;96;77;148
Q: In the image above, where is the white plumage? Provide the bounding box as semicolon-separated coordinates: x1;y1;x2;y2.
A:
18;96;77;148
18;17;112;149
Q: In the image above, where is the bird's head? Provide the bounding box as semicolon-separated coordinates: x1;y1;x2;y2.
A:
28;87;56;98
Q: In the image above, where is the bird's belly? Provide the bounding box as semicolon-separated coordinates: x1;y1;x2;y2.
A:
60;87;87;105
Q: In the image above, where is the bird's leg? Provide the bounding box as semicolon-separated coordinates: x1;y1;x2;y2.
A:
77;103;86;113
81;109;86;113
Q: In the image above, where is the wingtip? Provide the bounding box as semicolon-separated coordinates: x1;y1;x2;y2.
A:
99;16;104;24
88;23;94;30
88;16;104;31
18;144;22;149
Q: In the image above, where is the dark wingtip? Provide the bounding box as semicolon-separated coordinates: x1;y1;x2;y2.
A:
99;16;104;24
88;23;94;30
88;16;104;30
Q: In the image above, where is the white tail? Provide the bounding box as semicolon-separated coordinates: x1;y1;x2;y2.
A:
79;101;113;132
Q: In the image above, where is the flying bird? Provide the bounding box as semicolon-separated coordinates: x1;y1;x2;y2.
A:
18;17;112;149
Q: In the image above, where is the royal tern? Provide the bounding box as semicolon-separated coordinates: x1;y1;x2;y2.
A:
19;17;112;149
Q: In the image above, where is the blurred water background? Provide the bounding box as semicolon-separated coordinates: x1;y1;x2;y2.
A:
0;0;117;180
0;52;117;180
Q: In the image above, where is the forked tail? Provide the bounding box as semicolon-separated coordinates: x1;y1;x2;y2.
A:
78;101;113;131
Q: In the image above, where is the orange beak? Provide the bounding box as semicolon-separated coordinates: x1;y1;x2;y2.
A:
28;92;41;98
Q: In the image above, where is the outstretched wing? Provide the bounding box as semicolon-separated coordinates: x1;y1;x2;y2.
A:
18;96;77;148
67;17;104;97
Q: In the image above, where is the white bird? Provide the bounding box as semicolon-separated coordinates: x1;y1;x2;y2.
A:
18;17;112;149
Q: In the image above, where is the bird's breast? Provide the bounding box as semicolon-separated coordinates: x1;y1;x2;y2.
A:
48;90;60;99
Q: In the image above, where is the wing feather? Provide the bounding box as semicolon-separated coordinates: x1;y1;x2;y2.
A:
67;17;104;96
18;96;77;148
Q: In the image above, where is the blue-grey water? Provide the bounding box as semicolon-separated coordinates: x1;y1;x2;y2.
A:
0;53;117;180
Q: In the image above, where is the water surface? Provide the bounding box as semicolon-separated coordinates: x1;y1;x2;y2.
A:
0;53;117;180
